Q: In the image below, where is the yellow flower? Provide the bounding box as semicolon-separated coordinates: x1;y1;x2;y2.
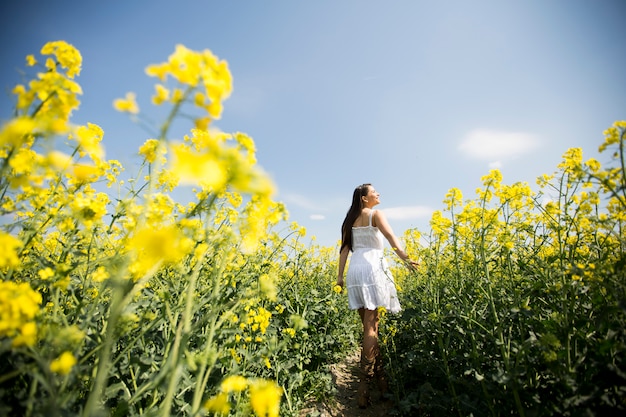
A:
152;84;170;105
113;92;139;114
193;91;206;107
90;266;109;283
170;142;227;189
171;88;184;103
0;282;42;347
333;284;342;294
69;192;109;228
282;328;296;338
220;375;248;392
40;41;82;78
145;44;232;121
249;379;282;417
0;117;36;149
0;232;22;269
12;322;38;347
9;147;37;175
599;121;625;152
50;351;77;375
127;225;193;278
204;392;230;415
46;150;72;170
139;139;162;163
38;267;54;280
72;123;105;162
72;164;101;183
443;187;463;210
250;307;272;335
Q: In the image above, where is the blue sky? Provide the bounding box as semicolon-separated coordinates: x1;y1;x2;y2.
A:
1;0;625;248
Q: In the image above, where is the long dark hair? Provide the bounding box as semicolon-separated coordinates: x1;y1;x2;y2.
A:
340;183;371;252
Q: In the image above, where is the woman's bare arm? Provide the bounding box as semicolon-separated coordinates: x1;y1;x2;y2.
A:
337;245;350;288
374;210;418;268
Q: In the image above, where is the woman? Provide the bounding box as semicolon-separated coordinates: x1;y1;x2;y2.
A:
336;183;417;408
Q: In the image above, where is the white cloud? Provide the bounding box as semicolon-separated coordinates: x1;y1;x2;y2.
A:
488;160;503;169
458;129;540;160
384;206;433;220
282;193;325;211
310;214;326;220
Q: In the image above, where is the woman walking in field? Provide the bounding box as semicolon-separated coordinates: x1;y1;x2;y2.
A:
336;183;417;408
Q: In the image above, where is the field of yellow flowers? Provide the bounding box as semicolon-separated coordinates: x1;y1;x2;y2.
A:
0;41;360;417
383;123;626;415
1;41;624;416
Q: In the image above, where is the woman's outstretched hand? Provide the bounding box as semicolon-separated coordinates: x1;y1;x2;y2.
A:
403;259;419;272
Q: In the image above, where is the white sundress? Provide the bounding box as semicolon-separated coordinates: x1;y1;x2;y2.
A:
346;210;401;313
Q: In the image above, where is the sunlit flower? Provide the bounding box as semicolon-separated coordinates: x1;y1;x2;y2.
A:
113;92;139;114
204;392;230;415
69;191;109;228
40;41;82;78
72;123;105;161
45;150;72;170
0;232;22;269
204;392;230;414
90;266;110;283
282;328;296;338
50;351;77;375
72;164;101;183
221;375;248;392
170;142;227;189
444;187;463;210
127;225;193;278
0;117;36;149
249;379;282;417
0;281;41;347
139;138;162;163
152;84;170;105
38;267;54;280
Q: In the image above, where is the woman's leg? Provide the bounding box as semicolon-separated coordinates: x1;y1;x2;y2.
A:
357;308;379;407
360;308;379;360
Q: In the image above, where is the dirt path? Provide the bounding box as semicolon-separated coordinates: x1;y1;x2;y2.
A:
299;350;394;417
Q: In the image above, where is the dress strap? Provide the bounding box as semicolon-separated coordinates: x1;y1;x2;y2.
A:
368;209;375;227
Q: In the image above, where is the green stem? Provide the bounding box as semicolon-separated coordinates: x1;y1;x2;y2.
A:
82;278;130;417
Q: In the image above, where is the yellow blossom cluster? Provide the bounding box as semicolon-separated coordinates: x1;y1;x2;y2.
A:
239;305;273;340
0;40;363;416
126;224;194;279
0;232;22;269
10;41;82;130
50;351;77;375
144;44;233;123
0;281;42;347
204;375;282;417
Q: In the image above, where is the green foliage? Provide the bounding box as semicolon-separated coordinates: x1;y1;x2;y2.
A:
0;41;360;417
383;123;626;416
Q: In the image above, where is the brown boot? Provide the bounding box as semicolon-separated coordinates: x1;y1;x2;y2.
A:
357;351;375;408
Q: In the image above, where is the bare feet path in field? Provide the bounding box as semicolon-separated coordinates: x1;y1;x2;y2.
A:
299;350;394;417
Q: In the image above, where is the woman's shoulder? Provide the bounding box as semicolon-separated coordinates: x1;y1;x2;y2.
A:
371;208;388;227
371;208;386;218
